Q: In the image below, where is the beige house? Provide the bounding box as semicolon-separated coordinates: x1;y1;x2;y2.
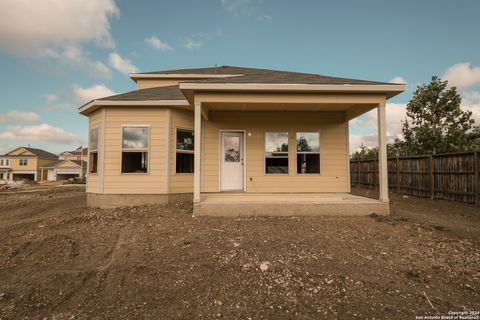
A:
0;147;58;182
58;148;88;162
40;159;87;182
79;66;404;215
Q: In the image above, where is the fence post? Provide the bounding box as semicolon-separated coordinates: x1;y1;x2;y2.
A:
396;157;400;194
475;151;479;206
429;155;435;200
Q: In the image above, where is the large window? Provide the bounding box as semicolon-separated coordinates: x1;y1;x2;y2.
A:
176;129;194;173
19;159;28;166
89;128;99;173
121;126;149;173
296;132;320;174
265;132;289;174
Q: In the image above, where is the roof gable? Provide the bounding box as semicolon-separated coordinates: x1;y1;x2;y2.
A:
4;147;58;158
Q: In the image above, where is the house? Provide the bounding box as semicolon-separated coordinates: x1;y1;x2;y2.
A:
58;147;88;162
79;66;405;215
40;159;87;182
0;147;58;182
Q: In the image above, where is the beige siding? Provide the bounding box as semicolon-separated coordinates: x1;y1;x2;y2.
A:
202;111;349;193
170;109;194;193
57;160;81;169
102;107;168;194
87;109;103;193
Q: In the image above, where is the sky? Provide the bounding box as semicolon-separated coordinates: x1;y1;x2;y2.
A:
0;0;479;155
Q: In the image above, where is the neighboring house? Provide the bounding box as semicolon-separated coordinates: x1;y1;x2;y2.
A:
40;159;87;182
0;147;58;182
58;147;88;162
79;66;405;215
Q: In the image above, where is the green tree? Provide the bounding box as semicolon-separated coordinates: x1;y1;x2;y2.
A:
402;76;475;154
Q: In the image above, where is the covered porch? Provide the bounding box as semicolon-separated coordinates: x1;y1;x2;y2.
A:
180;83;402;216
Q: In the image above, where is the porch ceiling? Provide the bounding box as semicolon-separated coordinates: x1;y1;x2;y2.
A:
203;101;377;112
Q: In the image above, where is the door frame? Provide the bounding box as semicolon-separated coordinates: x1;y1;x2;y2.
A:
218;129;247;192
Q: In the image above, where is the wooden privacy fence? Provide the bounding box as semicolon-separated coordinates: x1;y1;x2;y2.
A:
350;151;480;205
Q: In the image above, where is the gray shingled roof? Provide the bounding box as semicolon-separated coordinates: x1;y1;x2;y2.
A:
21;147;58;159
99;85;185;101
137;65;395;86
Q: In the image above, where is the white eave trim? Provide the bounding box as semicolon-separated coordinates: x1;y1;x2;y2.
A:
179;82;406;93
129;73;244;80
79;99;190;114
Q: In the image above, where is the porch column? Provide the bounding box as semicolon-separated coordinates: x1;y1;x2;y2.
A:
377;101;389;202
193;101;202;203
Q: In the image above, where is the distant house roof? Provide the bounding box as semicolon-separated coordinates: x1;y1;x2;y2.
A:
42;159;87;168
60;147;88;156
2;147;58;158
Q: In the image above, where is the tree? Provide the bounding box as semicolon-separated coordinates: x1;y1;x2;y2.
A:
402;76;475;154
297;136;312;152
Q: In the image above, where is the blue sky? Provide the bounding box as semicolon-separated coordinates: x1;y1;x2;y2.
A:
0;0;479;154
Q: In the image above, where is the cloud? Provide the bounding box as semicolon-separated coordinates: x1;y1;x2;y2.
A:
45;94;58;103
389;76;407;84
183;32;221;50
461;90;480;124
0;123;82;145
109;52;139;74
0;111;41;123
72;84;116;104
221;0;258;15
443;63;480;89
0;0;118;56
349;103;407;152
145;36;173;51
257;15;272;22
184;39;202;50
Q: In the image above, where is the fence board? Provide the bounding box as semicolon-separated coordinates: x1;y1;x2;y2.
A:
350;151;480;205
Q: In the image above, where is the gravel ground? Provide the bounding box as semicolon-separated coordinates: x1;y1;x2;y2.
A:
0;186;479;319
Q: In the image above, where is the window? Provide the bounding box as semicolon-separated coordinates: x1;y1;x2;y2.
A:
89;128;99;173
19;159;28;166
5;159;8;166
121;126;149;173
0;159;3;165
265;132;289;174
176;129;194;173
296;132;320;174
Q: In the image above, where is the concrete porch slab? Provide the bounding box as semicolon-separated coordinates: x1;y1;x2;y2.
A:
194;193;389;216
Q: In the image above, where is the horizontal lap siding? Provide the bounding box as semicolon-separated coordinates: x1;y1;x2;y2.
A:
170;110;194;193
87;110;102;193
103;107;167;194
203;111;348;193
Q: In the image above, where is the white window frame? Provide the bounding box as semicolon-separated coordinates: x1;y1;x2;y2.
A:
89;127;99;174
264;131;289;175
175;127;194;175
295;131;321;175
120;125;150;175
19;158;28;166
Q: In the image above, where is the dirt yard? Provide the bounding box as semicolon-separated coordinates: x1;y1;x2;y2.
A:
1;186;479;319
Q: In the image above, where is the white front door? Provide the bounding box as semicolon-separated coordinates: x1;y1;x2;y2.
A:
221;131;244;191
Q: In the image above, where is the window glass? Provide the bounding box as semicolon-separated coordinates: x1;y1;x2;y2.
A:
122;127;148;149
224;136;240;162
265;132;289;174
176;130;194;151
265;132;288;154
176;153;194;173
296;132;320;174
89;128;98;151
296;132;320;152
122;152;148;173
90;152;98;173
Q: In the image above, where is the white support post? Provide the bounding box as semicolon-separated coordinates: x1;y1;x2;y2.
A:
377;102;389;202
194;101;202;203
